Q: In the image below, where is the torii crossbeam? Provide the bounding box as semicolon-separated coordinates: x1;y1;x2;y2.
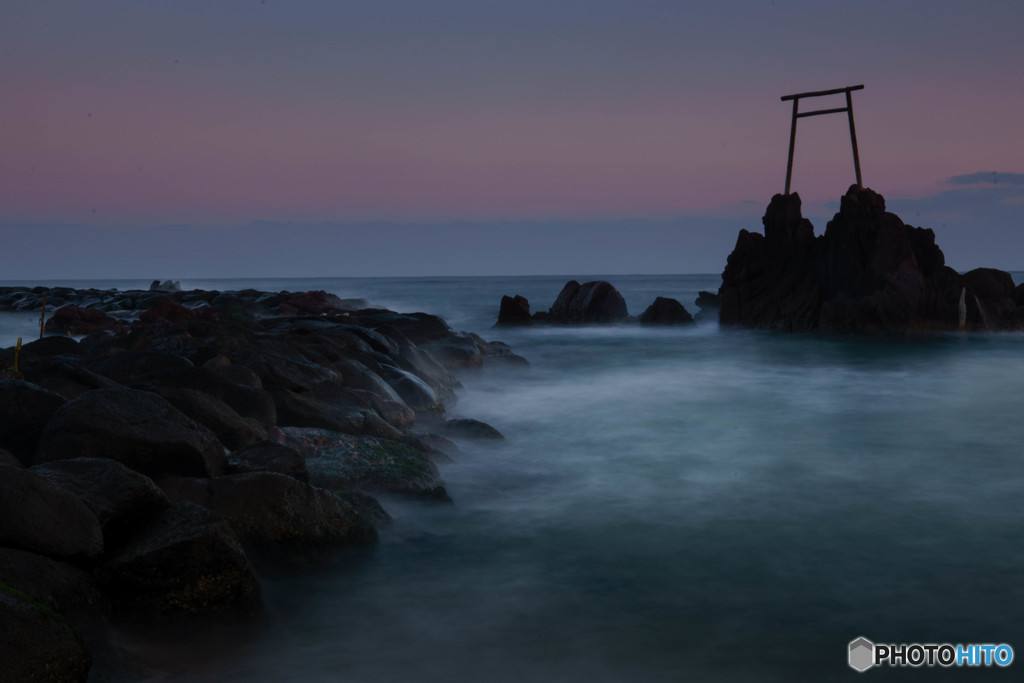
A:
781;84;864;194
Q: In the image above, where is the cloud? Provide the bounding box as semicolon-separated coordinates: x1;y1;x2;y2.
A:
947;172;1024;186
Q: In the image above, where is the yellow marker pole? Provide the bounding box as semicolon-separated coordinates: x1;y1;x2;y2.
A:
13;337;22;375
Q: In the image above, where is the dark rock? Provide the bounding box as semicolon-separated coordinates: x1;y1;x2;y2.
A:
136;366;277;429
202;472;378;556
411;433;461;459
0;448;22;468
348;310;451;344
0;463;103;563
22;335;83;358
0;547;109;624
149;280;181;292
100;503;262;621
719;186;969;332
420;332;484;371
0;591;92;682
695;290;720;311
227;440;308;482
31;458;170;550
86;350;194;384
23;359;124;401
277;290;351;316
36;387;227;478
547;280;629;323
962;268;1015;301
0;379;67;464
377;364;444;417
639;297;695;325
283;427;451;501
211;363;263;389
138;297;202;326
479;339;530;367
45;305;124;336
441;418;505;441
273;389;401;439
496;295;532;326
152;386;266;450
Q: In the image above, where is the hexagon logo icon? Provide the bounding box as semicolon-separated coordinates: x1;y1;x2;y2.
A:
849;637;874;672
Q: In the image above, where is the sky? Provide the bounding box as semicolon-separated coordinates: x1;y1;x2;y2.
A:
1;0;1023;279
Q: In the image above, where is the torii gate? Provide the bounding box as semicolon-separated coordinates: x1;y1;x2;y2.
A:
781;84;864;194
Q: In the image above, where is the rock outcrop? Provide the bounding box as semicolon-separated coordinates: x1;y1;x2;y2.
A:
719;185;1024;332
0;283;525;678
639;297;695;325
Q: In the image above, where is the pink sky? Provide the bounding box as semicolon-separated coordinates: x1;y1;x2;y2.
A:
1;1;1023;275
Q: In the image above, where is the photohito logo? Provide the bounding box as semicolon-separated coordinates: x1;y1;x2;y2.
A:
848;637;1014;672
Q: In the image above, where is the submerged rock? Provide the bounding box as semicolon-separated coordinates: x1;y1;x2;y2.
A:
441;418;505;441
283;427;451;501
547;280;629;323
639;297;695;325
496;295;532;326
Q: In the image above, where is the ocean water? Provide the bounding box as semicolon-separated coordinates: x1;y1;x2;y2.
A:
4;274;1024;682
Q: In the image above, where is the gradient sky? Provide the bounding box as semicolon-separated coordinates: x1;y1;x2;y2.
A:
2;0;1023;278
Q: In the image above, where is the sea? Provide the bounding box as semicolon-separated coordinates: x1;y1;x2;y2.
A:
3;273;1024;682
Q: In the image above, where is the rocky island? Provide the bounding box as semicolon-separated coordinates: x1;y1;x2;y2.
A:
0;286;522;680
719;185;1024;332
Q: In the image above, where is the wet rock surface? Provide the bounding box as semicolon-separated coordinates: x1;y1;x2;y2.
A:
0;284;522;679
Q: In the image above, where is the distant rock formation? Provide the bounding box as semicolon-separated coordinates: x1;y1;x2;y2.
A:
546;280;629;324
719;185;1024;331
639;297;694;325
497;280;699;327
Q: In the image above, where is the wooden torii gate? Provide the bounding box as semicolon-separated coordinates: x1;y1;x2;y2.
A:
781;84;864;194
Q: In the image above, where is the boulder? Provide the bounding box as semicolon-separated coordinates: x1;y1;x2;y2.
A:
441;418;505;441
546;280;629;323
202;473;378;556
44;305;123;336
420;332;485;372
31;458;170;550
136;366;277;429
138;296;201;326
21;335;83;358
0;591;92;682
0;448;21;468
36;387;227;478
86;350;194;385
638;297;695;325
100;503;262;621
377;364;444;416
0;547;109;624
151;386;266;450
0;463;103;563
277;290;351;316
273;389;400;439
0;380;67;464
283;427;451;501
227;440;308;482
478;339;530;367
496;295;532;326
962;267;1015;301
694;290;720;312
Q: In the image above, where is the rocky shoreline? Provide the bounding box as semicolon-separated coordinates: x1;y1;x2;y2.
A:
0;286;524;680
